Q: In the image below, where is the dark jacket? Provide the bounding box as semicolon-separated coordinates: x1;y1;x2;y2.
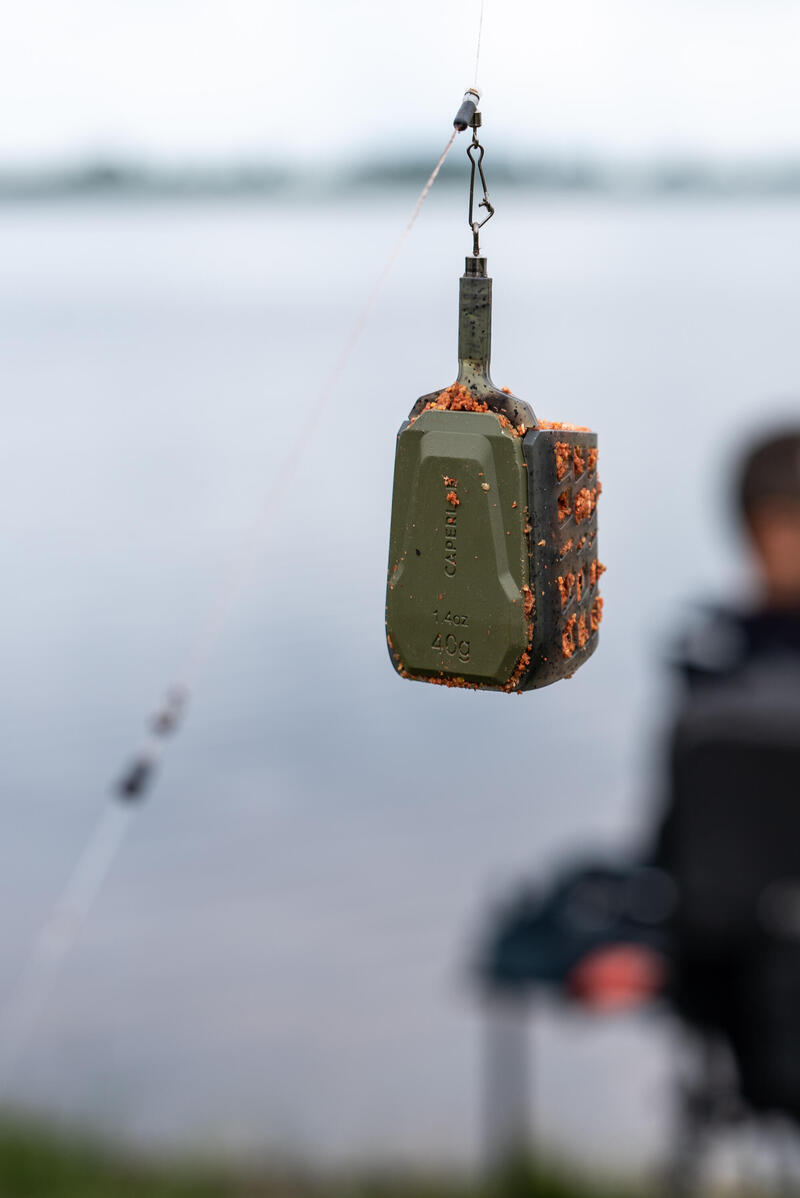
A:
653;603;800;1118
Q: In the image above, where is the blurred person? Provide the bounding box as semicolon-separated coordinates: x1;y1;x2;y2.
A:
659;428;800;698
572;428;800;1127
641;428;800;1120
479;429;800;1161
543;429;800;998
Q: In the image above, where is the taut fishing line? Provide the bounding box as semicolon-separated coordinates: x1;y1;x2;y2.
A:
0;1;489;1092
473;0;485;87
0;805;134;1097
117;125;459;801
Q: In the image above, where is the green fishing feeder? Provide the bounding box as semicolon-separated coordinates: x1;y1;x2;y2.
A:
385;106;602;692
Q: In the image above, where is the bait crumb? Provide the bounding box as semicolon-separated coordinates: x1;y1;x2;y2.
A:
558;573;575;606
422;674;482;690
388;642;410;679
538;538;547;547
574;487;597;523
423;383;526;436
589;559;607;588
503;585;535;692
577;615;588;648
393;651;484;691
446;490;460;507
573;445;586;476
497;412;526;439
555;441;571;480
576;569;584;602
443;475;457;487
590;596;604;633
427;382;488;413
503;652;531;692
558;491;571;522
505;627;534;690
481;482;491;492
512;501;518;508
501;386;512;394
562;614;577;659
560;538;574;557
587;448;598;473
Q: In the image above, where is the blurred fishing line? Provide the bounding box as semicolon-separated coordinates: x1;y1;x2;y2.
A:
0;116;466;1093
474;0;485;87
134;0;486;713
0;0;489;1092
0;804;134;1097
173;128;459;696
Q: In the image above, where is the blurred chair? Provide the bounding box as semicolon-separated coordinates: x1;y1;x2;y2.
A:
475;861;674;1171
475;667;800;1194
662;676;800;1193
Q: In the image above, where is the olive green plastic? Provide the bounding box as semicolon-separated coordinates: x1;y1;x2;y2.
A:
386;410;530;688
409;258;535;432
385;255;601;692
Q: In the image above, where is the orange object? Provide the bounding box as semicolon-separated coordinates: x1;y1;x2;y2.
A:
568;944;665;1011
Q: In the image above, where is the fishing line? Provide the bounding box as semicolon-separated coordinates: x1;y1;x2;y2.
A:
117;126;459;800
176;129;458;692
0;804;134;1095
0;114;468;1093
473;0;486;88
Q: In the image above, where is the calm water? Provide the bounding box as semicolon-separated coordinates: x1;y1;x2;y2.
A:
1;193;799;1167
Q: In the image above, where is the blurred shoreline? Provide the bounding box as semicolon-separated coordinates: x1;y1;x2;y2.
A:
0;1116;648;1197
3;190;798;1172
6;153;800;202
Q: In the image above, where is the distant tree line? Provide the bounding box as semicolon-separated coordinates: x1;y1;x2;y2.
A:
4;155;800;200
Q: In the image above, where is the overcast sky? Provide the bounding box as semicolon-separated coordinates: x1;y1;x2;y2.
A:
3;0;800;164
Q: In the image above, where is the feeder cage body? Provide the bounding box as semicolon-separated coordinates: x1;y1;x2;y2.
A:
385;261;600;692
